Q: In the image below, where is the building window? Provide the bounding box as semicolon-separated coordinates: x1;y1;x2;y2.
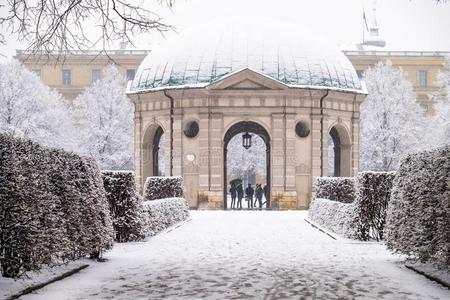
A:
62;69;71;85
31;69;41;79
419;70;428;87
356;70;364;79
126;69;136;81
91;69;101;83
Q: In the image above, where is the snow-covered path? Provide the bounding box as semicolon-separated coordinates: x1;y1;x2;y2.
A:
22;211;449;300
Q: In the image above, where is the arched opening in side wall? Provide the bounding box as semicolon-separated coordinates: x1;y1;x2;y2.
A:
328;124;352;177
142;125;166;182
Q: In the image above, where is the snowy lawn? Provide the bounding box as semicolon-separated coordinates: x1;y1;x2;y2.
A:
20;211;450;300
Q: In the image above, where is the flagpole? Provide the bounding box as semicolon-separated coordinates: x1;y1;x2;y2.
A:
362;3;365;44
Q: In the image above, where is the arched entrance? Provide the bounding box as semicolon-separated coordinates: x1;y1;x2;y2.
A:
142;124;165;181
223;121;271;210
328;124;351;177
152;126;165;176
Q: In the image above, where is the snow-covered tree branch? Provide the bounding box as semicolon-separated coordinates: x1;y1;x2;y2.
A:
227;134;266;185
434;57;450;145
72;65;134;170
359;61;428;171
0;0;175;60
0;60;76;150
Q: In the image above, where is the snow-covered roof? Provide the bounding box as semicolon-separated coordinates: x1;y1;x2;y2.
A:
129;17;362;93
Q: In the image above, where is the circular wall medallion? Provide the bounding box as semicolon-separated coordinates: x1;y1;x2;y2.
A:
186;153;196;162
184;121;199;138
295;121;310;138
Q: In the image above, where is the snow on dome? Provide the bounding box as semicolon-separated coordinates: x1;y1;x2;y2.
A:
129;17;362;92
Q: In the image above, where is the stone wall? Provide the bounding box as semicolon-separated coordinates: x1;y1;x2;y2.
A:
129;69;365;210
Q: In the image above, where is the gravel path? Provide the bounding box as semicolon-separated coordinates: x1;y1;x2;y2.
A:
22;211;450;300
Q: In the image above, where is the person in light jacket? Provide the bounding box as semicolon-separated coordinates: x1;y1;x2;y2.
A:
255;184;263;209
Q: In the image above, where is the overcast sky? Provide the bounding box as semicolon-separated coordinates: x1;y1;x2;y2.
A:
1;0;450;59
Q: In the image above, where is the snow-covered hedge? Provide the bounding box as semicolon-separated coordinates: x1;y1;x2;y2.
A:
143;176;184;201
309;172;395;240
353;171;396;241
308;198;356;238
141;198;190;237
102;171;144;242
313;177;355;203
0;133;113;278
385;146;450;267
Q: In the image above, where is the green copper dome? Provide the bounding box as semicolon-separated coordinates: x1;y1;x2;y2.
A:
129;17;362;93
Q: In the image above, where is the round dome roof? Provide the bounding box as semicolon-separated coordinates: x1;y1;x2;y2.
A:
130;17;362;92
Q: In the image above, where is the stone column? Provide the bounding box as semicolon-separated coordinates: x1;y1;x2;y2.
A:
271;113;285;193
133;100;144;191
270;111;296;209
310;107;322;178
208;112;224;209
198;111;210;191
285;112;297;191
351;113;360;176
172;113;183;177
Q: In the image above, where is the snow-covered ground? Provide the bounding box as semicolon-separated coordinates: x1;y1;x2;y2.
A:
0;260;89;299
225;194;269;209
20;211;450;299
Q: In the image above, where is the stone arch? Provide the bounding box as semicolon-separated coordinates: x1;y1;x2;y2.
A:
223;121;271;209
222;118;272;143
142;122;166;181
328;123;352;177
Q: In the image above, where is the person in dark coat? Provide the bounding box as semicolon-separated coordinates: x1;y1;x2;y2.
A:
245;184;254;209
255;184;263;209
230;184;237;209
236;184;244;209
263;184;270;208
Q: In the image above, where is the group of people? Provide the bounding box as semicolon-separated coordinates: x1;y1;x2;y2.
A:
229;182;269;209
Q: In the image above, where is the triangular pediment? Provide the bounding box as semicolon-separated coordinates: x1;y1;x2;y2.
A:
228;79;268;89
207;68;289;90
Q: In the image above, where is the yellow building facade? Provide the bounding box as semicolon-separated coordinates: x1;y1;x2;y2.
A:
15;49;148;101
16;49;448;113
344;50;448;113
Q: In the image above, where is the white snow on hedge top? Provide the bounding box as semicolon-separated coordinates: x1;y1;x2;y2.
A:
129;17;362;93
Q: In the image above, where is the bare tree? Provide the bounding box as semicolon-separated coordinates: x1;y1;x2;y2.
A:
0;0;175;59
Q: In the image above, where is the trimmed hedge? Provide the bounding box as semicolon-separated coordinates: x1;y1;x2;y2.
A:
102;171;144;242
308;198;356;238
0;133;113;278
144;176;184;201
385;145;450;267
141;198;190;237
353;171;396;241
309;172;395;240
313;177;355;203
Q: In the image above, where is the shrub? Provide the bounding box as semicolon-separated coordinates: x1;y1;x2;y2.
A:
353;171;396;241
141;198;190;237
313;177;355;203
0;133;113;278
385;145;450;267
102;171;145;242
143;177;184;201
308;198;356;238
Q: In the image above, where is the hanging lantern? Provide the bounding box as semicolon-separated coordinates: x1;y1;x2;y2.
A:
242;132;252;149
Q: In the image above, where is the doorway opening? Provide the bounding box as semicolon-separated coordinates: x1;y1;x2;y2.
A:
223;121;271;210
328;125;351;177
